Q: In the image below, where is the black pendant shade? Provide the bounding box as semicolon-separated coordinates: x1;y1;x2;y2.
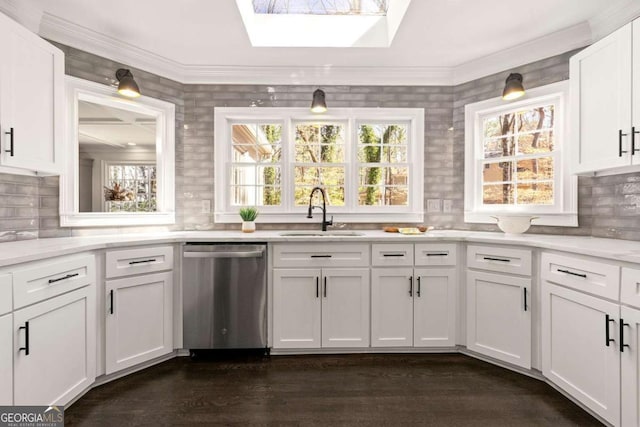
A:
311;89;327;113
116;68;141;98
502;73;525;101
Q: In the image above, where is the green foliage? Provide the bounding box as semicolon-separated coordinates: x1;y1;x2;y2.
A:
262;125;282;206
360;125;381;205
239;207;259;221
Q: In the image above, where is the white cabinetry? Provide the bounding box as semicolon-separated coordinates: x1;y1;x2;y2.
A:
466;245;532;368
570;17;640;174
0;274;11;405
371;267;414;347
621;305;640;427
104;246;174;374
0;12;64;174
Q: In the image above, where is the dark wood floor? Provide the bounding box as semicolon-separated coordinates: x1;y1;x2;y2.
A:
65;353;603;426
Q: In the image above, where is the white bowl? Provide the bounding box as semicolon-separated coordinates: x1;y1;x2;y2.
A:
491;215;538;234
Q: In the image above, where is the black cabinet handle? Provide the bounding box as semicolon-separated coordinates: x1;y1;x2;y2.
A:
4;127;13;156
316;277;319;298
109;289;114;314
19;321;29;355
48;273;79;284
129;259;156;265
557;268;587;278
409;276;413;297
483;257;510;262
323;277;327;298
416;276;421;297
310;255;332;258
620;129;629;157
426;253;448;257
620;320;630;352
605;314;615;347
383;253;405;257
523;288;528;311
633;127;640;154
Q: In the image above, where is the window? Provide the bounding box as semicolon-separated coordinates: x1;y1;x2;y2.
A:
103;163;157;212
464;81;577;226
215;108;424;223
252;0;388;15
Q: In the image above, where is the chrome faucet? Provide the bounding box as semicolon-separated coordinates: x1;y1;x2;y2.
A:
307;186;333;232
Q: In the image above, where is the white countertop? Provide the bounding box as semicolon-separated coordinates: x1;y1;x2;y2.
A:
0;229;640;267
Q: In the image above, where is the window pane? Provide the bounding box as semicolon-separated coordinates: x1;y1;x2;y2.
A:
294;186;344;206
483;113;515;138
358;145;407;163
231;166;281;186
516;157;553;181
517;105;554;132
517;131;554;155
295;144;344;163
230;185;281;206
295;124;344;162
517;182;553;205
232;124;282;163
294;166;344;187
482;161;512;183
483;183;514;205
359;167;408;186
484;137;514;158
358;186;408;206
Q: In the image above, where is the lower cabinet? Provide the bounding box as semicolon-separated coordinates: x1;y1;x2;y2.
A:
371;268;456;347
105;271;173;374
13;286;96;406
0;313;12;405
466;270;531;368
620;306;640;427
541;283;620;426
272;268;370;349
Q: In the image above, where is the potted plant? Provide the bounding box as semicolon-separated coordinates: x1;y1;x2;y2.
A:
239;207;259;233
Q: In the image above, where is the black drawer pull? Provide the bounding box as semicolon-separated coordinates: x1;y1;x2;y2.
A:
426;253;448;257
523;288;528;311
557;268;587;278
315;277;319;298
383;253;405;257
129;259;157;265
620;320;630;352
620;129;629;157
416;276;421;297
605;314;615;347
409;276;413;297
310;255;332;258
633;127;640;154
324;277;327;297
4;127;14;156
109;289;114;314
483;257;510;262
48;273;79;284
19;322;29;355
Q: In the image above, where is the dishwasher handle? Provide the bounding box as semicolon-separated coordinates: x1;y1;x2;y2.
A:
184;250;264;259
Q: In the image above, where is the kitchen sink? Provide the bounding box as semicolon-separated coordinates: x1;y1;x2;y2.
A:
278;231;365;237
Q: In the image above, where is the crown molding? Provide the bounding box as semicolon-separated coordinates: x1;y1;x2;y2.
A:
589;0;640;41
0;0;43;33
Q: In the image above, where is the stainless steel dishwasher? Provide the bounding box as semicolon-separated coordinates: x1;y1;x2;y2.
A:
182;243;267;351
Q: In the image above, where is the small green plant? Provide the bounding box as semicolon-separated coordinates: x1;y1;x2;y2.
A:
239;207;259;222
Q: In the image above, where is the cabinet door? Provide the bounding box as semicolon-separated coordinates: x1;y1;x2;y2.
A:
272;269;321;349
633;19;640;166
371;268;413;347
621;306;640;427
571;23;632;173
0;14;63;173
13;287;96;406
321;268;370;348
541;283;620;426
0;313;12;405
414;268;456;347
467;271;531;368
105;271;173;374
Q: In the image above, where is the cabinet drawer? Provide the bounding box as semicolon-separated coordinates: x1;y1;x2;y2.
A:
467;245;532;276
541;253;619;300
105;245;174;279
13;254;95;309
273;244;369;268
415;243;457;266
371;244;413;267
622;267;640;309
0;275;11;315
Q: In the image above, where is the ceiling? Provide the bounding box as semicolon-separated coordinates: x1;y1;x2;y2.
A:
78;101;156;149
3;0;640;84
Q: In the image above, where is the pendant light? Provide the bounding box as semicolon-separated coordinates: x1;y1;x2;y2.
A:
116;68;141;98
502;73;525;101
310;89;327;113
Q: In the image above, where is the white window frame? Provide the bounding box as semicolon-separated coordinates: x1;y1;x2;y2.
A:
464;81;577;226
214;107;424;223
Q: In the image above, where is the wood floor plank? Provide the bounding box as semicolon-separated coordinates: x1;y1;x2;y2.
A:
65;354;603;426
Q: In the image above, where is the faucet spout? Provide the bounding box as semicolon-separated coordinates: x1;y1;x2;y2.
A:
307;186;333;232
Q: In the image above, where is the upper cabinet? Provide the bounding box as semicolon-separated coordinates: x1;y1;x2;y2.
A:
570;19;640;175
0;12;64;175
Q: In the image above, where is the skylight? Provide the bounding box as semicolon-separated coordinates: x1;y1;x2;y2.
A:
237;0;410;47
252;0;388;16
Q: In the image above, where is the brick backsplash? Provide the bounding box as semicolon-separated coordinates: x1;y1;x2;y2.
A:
0;42;638;240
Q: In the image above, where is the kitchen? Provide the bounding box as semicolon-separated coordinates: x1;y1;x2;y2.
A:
0;2;640;425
